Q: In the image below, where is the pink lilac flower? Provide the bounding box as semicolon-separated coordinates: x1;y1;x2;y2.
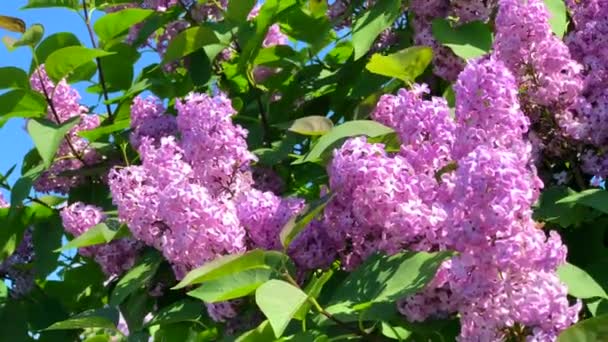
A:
494;0;583;107
175;93;256;197
60;202;142;277
328;57;580;339
129;96;177;149
30;66;101;194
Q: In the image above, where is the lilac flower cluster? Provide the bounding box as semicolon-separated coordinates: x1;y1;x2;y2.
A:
0;196;35;298
60;202;142;277
558;0;608;176
494;0;583;108
110;91;337;322
327;58;579;340
29;66;101;194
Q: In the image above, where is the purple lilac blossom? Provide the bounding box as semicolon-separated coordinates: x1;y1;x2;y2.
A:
30;66;101;194
60;202;142;277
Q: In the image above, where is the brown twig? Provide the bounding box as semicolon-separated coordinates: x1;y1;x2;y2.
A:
81;0;114;123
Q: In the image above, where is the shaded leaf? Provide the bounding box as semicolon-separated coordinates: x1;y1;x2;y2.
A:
45;307;119;331
110;250;162;306
556;189;608;215
432;19;493;60
351;0;401;59
280;193;333;249
0;67;29;89
558;315;608;342
145;300;203;327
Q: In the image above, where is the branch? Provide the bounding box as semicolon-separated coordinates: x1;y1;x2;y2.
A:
81;0;114;123
35;68;88;166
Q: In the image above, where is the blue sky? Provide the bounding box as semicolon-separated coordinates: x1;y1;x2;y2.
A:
0;2;157;199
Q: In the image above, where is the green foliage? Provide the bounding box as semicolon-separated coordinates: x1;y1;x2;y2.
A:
45;46;113;82
1;1;606;340
544;0;568;38
280;193;333;249
110;250;162;306
296;120;394;164
351;0;401;59
27;116;81;168
322;251;454;323
558;315;608;341
432;19;493;60
557;262;608;300
255;280;309;338
366;46;433;83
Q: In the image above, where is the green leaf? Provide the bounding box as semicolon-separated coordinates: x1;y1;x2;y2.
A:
533;187;598;227
188;268;275;303
294;269;334;320
366;46;433;83
0;207;29;262
235;320;276;342
275;116;333;136
27;116;80;168
323;251;454;322
278;7;334;50
162;25;226;64
145;300;203;327
10;177;33;207
557;263;608;299
94;8;153;43
0;15;25;33
0;67;28;89
255;280;309;338
238;0;298;71
22;0;79;10
226;0;257;23
351;0;401;59
32;214;63;279
45;307;119;331
544;0;568;38
78;119;130;141
57;222;126;252
280;193;333;249
380;321;412;340
34;32;81;65
13;24;44;48
174;249;287;289
432;19;493;60
110;250;162;306
556;189;608;215
558;315;608;342
45;46;114;82
94;43;140;92
297;120;394;164
0;89;47;121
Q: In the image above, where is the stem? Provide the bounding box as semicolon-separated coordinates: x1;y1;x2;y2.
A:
230;34;273;147
27;196;54;210
81;0;114;123
281;272;368;338
33;66;88;165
